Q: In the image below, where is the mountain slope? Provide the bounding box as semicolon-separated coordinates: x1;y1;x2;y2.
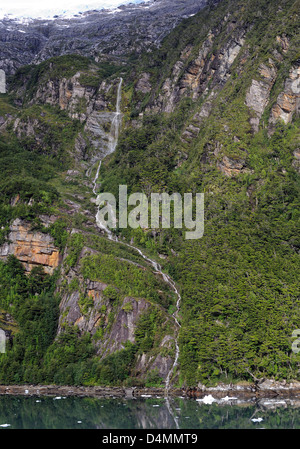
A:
0;0;299;388
0;0;210;75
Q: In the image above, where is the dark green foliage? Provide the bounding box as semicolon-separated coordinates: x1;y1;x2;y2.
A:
97;0;300;387
80;252;171;308
135;308;159;353
79;62;121;87
103;286;120;302
0;134;62;244
100;100;193;199
94;342;137;385
41;326;95;385
48;219;69;251
64;233;84;268
0;256;60;384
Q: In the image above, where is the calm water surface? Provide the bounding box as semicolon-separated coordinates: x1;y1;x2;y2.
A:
0;396;300;429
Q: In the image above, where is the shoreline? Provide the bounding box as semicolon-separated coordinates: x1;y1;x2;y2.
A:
1;381;300;400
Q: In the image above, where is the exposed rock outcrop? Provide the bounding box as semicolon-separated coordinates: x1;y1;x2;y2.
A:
153;21;247;115
0;218;61;274
293;149;300;172
218;155;247;177
136;72;152;94
57;243;176;379
245;60;277;133
269;64;300;130
31;72;111;122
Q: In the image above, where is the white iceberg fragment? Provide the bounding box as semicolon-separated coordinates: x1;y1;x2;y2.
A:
221;396;238;401
196;394;217;404
251;417;264;423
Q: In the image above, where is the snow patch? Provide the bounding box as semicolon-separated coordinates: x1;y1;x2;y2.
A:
0;0;152;20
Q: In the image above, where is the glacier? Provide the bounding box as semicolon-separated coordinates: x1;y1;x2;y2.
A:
0;0;151;20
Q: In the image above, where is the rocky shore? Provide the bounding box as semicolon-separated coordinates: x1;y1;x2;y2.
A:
1;380;300;400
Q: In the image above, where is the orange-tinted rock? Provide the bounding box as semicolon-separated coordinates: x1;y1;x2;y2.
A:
269;65;300;128
0;218;61;274
218;155;246;177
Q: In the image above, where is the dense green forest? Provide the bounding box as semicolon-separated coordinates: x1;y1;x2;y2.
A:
98;0;300;384
0;0;299;388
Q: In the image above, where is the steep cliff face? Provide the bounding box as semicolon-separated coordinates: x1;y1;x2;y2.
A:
3;60;124;168
56;240;177;380
152;22;247;115
245;60;278;133
139;0;299;178
269;64;300;130
0;0;299;388
0;218;61;274
28;71;112;122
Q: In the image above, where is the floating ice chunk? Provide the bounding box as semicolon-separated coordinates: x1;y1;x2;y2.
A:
221;396;238;401
196;394;217;404
262;400;286;406
251;417;264;423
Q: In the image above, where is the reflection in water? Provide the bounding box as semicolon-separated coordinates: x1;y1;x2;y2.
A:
0;396;300;429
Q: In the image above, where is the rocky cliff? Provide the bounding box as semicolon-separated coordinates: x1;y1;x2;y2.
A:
0;0;299;388
140;1;300;177
56;242;176;379
0;217;61;274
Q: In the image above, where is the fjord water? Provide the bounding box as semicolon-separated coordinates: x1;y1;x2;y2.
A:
0;396;300;429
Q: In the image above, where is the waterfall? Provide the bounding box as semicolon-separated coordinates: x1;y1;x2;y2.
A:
121;241;181;395
92;161;102;195
92;77;123;197
91;76;181;397
108;78;123;154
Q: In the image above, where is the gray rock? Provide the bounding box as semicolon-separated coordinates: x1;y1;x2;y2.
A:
0;0;211;75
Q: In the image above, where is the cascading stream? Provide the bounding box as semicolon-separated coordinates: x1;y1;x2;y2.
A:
92;77;181;398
